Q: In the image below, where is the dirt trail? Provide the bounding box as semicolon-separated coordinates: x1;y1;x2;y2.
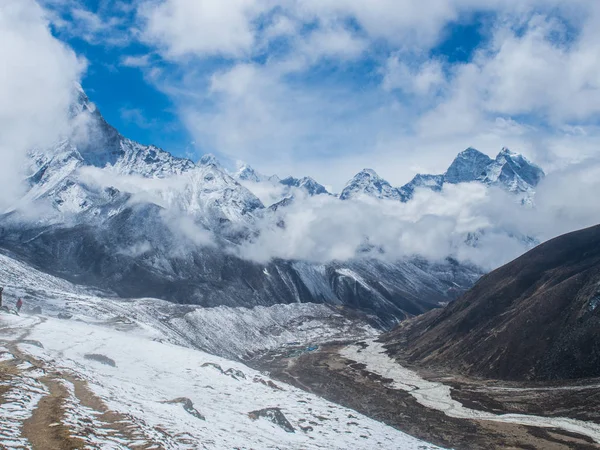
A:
0;315;156;449
22;376;85;450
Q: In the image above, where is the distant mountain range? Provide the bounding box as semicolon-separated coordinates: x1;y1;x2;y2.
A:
339;147;544;203
232;144;544;207
0;88;495;327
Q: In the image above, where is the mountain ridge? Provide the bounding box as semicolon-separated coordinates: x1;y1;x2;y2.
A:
339;147;545;203
382;223;600;380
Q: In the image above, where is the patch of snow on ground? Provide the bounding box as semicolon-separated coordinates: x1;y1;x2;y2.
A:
0;314;443;449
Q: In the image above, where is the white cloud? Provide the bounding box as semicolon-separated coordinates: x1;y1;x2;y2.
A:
382;55;446;96
235;154;600;270
130;1;600;191
121;54;152;68
139;0;272;59
237;182;532;268
0;0;84;210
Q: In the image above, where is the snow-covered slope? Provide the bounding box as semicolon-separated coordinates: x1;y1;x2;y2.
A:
0;250;441;448
234;163;278;184
398;173;445;200
444;147;494;185
280;176;330;196
0;251;375;357
0;302;441;449
339;169;406;201
71;89;195;177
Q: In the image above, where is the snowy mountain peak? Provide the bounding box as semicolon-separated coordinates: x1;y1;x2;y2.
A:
340;169;404;201
444;147;493;185
198;153;221;167
235;164;268;183
484;147;545;192
70;84;97;117
280;176;329;196
498;147;517;157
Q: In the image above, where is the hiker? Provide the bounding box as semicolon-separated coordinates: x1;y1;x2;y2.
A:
16;298;23;313
0;286;3;308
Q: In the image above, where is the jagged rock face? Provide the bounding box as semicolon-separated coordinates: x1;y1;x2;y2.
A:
343;147;545;203
481;148;545;193
398;174;445;200
0;210;481;327
280;176;329;196
339;169;406;201
236;164;265;183
444;148;494;184
383;224;600;381
70;89;195;178
444;147;545;194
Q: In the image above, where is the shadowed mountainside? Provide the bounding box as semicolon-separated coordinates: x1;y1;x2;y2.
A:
383;223;600;380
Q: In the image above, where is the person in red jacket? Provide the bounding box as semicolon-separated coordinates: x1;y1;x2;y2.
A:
16;298;23;313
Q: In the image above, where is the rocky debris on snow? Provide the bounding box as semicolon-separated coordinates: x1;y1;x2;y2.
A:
57;312;73;320
248;407;295;433
224;368;246;380
84;354;116;367
163;397;205;420
201;362;246;380
253;376;284;391
30;306;43;315
202;362;225;372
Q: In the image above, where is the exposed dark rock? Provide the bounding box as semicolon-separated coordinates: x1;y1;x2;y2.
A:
253;376;284;391
224;368;246;380
84;354;116;367
163;397;205;420
201;363;246;380
247;407;295;433
384;223;600;381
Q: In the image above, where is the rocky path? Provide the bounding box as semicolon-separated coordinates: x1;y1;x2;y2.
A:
0;315;157;449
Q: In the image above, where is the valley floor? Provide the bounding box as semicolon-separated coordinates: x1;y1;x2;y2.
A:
1;251;599;449
250;341;600;450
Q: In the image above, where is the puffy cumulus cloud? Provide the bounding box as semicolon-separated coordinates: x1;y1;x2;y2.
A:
237;180;288;207
236;158;600;270
139;0;272;59
0;0;84;209
41;0;135;47
128;0;600;191
421;11;600;131
236;183;529;269
70;152;600;272
382;55;446;98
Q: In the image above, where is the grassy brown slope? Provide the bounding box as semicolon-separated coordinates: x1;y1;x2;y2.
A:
384;224;600;381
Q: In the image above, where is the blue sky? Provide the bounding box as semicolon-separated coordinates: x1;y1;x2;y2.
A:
35;0;600;189
52;2;487;153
